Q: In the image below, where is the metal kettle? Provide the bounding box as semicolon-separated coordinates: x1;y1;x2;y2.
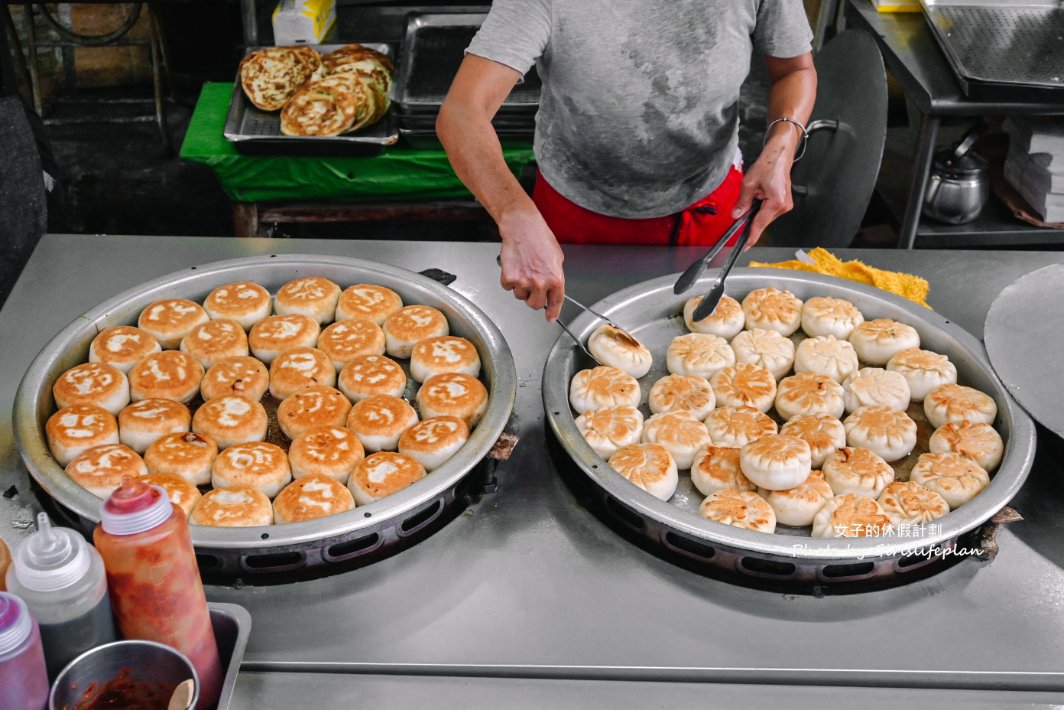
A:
922;125;989;225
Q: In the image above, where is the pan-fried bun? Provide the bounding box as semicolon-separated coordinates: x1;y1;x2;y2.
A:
179;319;249;369
192;395;269;449
348;451;426;506
928;421;1003;472
65;444;147;498
822;446;894;498
690;445;753;497
144;431;217;486
417;373;489;428
346;394;419;452
575;405;644;460
203;281;271;330
648;375;715;420
128;351;203;404
398;416;470;472
274;474;355;525
318;319;387;370
801;296;864;339
47;405;119;467
138;299;209;349
569;366;641;413
141;473;201;518
200;356;269;402
336;284;403;325
762;469;834;527
274;277;341;324
730;329;795;380
683;295;744;339
53;362;130;415
843;405;918;463
587;324;653;378
877;481;949;526
842;367;911;413
811;493;893;538
118;399;190;453
886;348;957;402
699;488;776;533
909;452;990;509
383;305;449;359
793;335;859;383
277;385;352;440
666;333;735;380
774;372;845;421
641;410;711;470
741;287;803;336
410;336;481;383
704;405;777;447
339;354;407;402
212;441;292;498
269;347;336;400
739;434;812;491
189;485;273;527
89;326;161;374
607;443;678;501
710;363;777;413
289;425;365;483
249;314;321;364
780;414;846;468
923;384;997;429
849;318;920;366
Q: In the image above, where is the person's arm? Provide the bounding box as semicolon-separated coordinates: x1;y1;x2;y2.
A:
730;53;817;245
437;54;565;322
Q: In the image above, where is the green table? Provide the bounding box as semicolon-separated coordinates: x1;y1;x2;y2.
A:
180;82;536;235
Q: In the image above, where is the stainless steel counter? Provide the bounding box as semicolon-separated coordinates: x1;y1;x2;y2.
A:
2;235;1063;707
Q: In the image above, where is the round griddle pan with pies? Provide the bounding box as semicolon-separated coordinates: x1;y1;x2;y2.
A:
14;255;517;583
543;269;1036;594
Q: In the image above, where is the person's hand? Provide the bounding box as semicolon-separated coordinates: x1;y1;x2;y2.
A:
498;206;566;322
730;131;799;247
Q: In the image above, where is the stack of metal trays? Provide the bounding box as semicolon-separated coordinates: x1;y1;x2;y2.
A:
393;13;539;147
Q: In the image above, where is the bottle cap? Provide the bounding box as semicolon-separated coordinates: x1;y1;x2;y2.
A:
0;593;33;657
100;478;172;536
13;513;91;592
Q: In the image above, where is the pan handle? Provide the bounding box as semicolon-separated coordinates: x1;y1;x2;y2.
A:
419;268;458;286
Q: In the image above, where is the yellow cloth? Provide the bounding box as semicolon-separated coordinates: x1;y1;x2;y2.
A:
750;248;931;308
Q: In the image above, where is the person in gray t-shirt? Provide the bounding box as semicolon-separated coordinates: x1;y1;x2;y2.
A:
437;0;815;321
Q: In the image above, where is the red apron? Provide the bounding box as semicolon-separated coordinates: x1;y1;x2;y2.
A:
531;167;744;246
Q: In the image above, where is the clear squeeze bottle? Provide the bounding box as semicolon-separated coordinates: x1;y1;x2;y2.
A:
6;513;118;679
0;592;49;710
94;478;222;709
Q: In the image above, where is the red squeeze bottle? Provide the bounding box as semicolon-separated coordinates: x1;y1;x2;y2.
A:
94;478;222;709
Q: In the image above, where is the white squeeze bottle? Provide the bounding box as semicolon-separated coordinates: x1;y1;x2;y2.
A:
5;513;117;680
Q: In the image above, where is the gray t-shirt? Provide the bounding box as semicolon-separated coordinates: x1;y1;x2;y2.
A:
467;0;812;218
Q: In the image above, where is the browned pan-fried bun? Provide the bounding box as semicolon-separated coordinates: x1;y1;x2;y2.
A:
699;489;776;533
683;294;745;339
144;431;217;486
762;469;834;527
203;281;272;330
730;329;795;380
318;319;387;370
575;406;644;460
779;413;846;468
842;367;911;413
274;474;355;524
928;422;1003;472
417;372;489;428
140;473;201;518
336;284;403;325
137;299;209;349
289;425;365;482
212;441;292;498
641;410;711;470
739;435;812;491
383;305;450;359
277;385;352;440
801;296;864;339
269;347;336;399
822;446;894;498
690;445;753;497
569;366;641;413
346;394;419;452
88;326;161;374
398;416;470;472
909;452;990;509
774;372;846;421
923;384;997;429
249;314;321;364
793;335;859;383
587;324;653;378
410;336;482;383
200;357;269;402
128;351;204;404
877;481;949;526
192;395;269;450
47;405;119;467
844;405;918;463
118;399;190;454
666;333;735;380
849;318;921;366
274;277;342;324
704;405;778;447
348;451;426;506
239;46;321;111
648;375;715;420
65;444;147;498
338;354;407;402
886;348;957;402
189;485;273;527
607;443;678;501
741;287;803;336
179;319;249;369
53;362;130;415
811;493;893;538
710;363;777;413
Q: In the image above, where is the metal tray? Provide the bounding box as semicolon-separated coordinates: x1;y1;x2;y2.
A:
208;602;252;710
921;0;1064;92
223;44;399;155
543;269;1036;591
392;13;541;110
14;255;517;583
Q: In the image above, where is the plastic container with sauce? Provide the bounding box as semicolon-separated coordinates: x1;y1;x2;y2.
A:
5;513;117;680
0;592;49;710
94;479;222;709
